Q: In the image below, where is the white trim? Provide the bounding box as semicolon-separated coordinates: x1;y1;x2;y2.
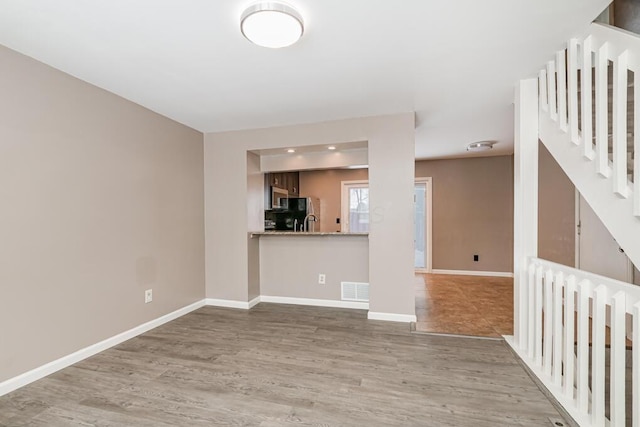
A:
205;298;255;309
367;311;417;323
260;295;369;310
504;336;591;427
575;188;580;269
248;296;261;308
432;269;514;278
0;299;206;397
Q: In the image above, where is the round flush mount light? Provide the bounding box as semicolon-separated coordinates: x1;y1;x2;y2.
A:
241;1;304;48
286;148;295;153
327;146;336;150
466;141;495;152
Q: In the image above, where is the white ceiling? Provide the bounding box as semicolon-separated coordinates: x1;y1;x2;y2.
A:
0;0;610;159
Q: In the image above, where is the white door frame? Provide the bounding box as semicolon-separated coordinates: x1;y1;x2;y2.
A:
415;177;433;273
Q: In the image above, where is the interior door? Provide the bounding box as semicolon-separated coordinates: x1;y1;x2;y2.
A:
577;194;632;282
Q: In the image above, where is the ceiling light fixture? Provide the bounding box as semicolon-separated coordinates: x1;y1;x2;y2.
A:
240;2;304;49
286;148;295;153
327;146;336;150
466;141;495;152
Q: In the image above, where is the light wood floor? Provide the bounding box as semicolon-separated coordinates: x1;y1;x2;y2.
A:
0;303;563;426
414;273;514;338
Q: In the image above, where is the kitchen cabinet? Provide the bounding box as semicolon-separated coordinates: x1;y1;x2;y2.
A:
266;172;299;196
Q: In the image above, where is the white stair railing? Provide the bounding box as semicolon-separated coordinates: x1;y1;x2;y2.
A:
508;258;640;427
538;23;640;270
514;21;640;427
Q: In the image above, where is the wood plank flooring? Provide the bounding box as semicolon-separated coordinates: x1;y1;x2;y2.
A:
0;303;563;426
415;273;514;338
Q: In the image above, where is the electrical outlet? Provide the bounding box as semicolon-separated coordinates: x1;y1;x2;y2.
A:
145;289;153;303
473;254;479;262
318;273;326;284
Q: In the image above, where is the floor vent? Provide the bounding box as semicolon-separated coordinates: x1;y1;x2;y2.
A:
341;282;369;302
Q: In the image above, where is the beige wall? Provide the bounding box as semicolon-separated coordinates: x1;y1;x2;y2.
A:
299;169;369;232
0;45;205;383
204;113;415;317
538;142;576;267
301;156;514;272
415;155;514;272
259;236;368;299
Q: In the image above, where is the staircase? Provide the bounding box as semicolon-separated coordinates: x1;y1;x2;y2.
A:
508;22;640;427
539;23;640;269
578;67;635;182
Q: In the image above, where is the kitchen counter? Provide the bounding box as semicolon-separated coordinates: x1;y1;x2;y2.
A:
250;231;368;238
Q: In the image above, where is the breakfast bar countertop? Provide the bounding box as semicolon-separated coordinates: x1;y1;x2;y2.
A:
250;231;369;238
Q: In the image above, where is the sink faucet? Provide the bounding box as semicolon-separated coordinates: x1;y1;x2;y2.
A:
294;218;298;232
303;214;317;232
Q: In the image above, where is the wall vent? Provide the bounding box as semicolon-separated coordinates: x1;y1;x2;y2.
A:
341;282;369;302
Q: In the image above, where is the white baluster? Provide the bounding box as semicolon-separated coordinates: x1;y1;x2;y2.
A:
527;262;536;359
596;43;611;177
548;60;558;122
610;291;626;426
539;69;549;113
563;275;576;399
591;285;607;425
535;265;544;366
568;39;579;144
613;51;629;198
552;271;564;385
576;280;590;413
543;268;554;376
633;302;640;427
557;50;568;132
635;67;640;217
582;37;595;159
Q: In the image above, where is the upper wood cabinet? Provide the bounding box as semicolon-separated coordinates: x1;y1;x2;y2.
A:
267;171;299;196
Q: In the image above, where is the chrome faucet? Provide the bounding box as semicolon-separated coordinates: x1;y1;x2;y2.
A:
294;218;298;232
303;214;317;232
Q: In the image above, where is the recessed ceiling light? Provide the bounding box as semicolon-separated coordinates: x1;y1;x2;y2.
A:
466;141;495;152
327;146;336;150
240;2;304;49
286;148;295;153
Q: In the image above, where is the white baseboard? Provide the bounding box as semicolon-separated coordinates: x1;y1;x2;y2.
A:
260;295;369;310
205;298;254;309
504;336;590;427
432;269;514;278
0;299;206;397
248;296;261;309
368;311;417;323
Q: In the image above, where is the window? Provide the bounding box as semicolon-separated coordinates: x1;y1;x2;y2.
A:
341;180;369;232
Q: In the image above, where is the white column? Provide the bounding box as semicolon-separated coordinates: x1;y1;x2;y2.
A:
513;78;539;349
